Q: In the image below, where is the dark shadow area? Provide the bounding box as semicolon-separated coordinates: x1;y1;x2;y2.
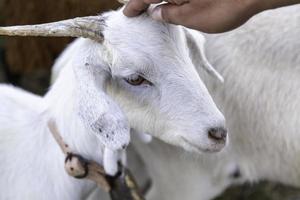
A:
214;181;300;200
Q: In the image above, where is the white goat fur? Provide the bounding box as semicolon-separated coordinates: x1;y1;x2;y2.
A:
0;8;228;200
55;5;300;200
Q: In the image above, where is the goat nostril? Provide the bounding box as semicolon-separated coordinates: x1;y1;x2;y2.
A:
208;127;227;141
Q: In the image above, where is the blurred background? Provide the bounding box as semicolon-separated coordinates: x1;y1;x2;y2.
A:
0;0;300;199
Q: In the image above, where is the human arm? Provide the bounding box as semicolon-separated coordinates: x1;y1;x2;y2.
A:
123;0;300;33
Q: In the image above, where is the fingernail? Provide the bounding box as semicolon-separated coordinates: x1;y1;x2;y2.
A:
150;7;163;21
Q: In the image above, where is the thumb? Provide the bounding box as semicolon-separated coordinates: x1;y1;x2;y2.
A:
150;3;186;25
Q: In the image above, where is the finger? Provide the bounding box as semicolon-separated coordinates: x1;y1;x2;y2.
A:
150;3;189;25
123;0;162;17
165;0;176;4
103;148;119;176
172;0;189;5
123;0;148;17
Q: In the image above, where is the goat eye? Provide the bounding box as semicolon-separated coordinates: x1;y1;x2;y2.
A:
125;75;147;86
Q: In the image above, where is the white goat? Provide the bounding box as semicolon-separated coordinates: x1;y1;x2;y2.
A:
0;6;228;200
56;5;300;200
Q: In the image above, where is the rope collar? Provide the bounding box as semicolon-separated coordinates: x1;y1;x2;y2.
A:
48;120;111;191
47;120;146;200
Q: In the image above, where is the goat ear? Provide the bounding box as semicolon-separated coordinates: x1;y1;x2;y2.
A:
183;28;224;83
72;39;130;150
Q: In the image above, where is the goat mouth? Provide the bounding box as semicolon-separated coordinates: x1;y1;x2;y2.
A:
208;134;227;144
181;137;225;153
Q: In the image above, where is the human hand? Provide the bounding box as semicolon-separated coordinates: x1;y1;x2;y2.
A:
123;0;299;33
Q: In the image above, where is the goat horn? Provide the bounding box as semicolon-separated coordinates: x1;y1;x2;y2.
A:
0;16;105;42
